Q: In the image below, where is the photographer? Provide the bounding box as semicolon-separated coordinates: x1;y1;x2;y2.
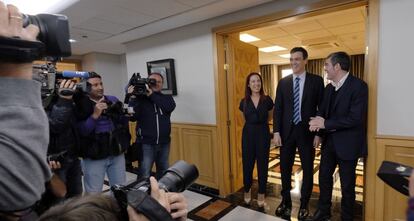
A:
78;72;129;193
38;176;188;221
0;2;52;220
128;73;176;180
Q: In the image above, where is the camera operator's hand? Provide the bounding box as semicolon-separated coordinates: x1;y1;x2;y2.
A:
146;84;153;96
167;192;188;221
58;79;76;100
0;2;41;79
0;3;39;41
48;160;61;170
149;176;170;212
92;97;107;119
127;85;135;94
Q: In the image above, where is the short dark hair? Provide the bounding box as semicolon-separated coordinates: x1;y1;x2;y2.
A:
327;51;351;72
88;71;101;79
149;72;164;82
290;47;308;60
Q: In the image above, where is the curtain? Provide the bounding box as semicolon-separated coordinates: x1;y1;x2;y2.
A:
350;54;365;80
260;65;272;95
306;58;324;77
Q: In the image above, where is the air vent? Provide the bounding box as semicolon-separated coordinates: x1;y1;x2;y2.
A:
302;36;340;50
307;42;340;50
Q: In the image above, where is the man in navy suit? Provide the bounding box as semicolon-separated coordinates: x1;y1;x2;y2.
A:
309;51;368;221
273;47;324;220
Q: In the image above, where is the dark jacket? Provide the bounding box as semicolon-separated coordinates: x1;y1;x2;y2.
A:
273;72;324;142
317;74;368;160
130;92;176;145
47;97;80;158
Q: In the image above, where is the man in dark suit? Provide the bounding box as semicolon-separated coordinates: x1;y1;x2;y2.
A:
309;51;368;221
273;47;324;220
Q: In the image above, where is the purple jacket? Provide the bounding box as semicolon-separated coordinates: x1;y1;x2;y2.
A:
78;95;121;135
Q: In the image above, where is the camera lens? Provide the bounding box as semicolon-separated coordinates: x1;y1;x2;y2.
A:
158;160;199;193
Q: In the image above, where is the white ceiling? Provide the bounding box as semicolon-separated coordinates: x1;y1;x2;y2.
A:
240;6;367;65
58;0;272;55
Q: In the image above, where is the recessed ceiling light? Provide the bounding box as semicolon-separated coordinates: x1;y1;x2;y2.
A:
239;33;260;43
279;54;291;58
69;39;77;43
259;45;287;53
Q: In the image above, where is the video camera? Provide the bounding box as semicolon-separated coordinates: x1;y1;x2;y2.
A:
111;160;199;221
102;100;128;118
128;73;157;96
377;161;413;196
47;150;68;164
32;62;91;106
0;13;71;62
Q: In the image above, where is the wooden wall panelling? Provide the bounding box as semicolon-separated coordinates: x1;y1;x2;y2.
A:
374;136;414;221
169;126;183;164
170;123;219;189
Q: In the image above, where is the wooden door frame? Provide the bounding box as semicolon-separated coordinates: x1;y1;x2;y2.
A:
213;1;379;220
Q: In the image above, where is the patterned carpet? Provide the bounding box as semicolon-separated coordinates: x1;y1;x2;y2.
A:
267;146;364;202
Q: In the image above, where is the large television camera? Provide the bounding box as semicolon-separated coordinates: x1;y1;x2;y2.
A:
0;13;71;62
128;73;157;96
112;160;199;221
32;62;91;107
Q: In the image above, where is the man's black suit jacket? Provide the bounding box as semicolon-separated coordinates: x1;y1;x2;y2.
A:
273;72;324;143
317;74;368;160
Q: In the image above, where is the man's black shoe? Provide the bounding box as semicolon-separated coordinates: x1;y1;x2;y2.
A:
298;203;310;220
311;210;331;221
275;200;292;220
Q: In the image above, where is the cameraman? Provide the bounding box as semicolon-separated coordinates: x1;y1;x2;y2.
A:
0;2;52;220
128;73;176;179
78;72;129;193
42;79;83;202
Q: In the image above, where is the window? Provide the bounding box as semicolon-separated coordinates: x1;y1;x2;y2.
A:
281;69;293;78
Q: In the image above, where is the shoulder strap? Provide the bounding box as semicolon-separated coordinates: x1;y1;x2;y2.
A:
127;190;174;221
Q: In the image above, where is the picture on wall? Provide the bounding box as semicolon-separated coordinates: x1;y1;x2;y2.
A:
147;58;177;95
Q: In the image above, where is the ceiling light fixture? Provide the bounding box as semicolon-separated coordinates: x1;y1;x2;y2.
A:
3;0;79;14
69;39;77;43
239;33;260;43
259;45;287;53
279;54;291;58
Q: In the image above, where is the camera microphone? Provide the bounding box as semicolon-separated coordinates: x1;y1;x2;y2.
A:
61;70;90;78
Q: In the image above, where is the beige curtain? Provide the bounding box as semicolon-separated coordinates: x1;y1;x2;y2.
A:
260;64;272;95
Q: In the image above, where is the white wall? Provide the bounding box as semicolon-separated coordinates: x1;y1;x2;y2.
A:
81;53;128;100
125;0;322;124
377;0;414;136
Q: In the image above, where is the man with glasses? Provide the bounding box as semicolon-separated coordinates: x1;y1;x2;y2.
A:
128;73;176;180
